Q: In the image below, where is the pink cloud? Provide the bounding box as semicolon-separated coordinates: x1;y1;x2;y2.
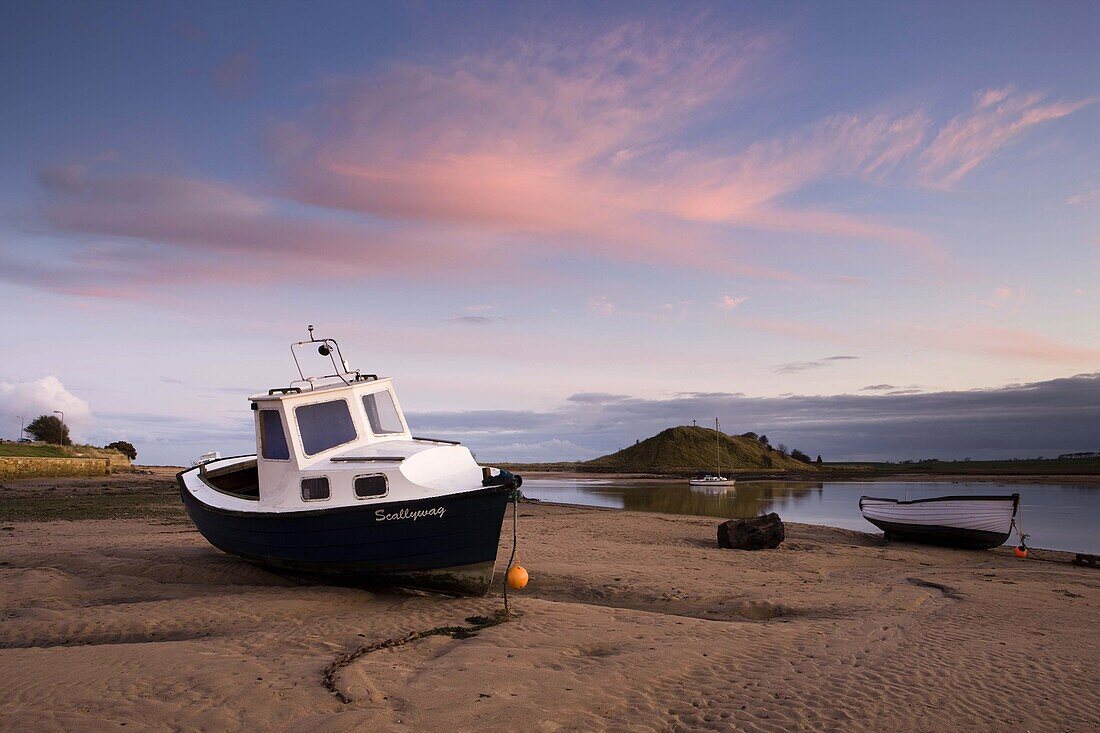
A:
211;49;258;97
655;301;692;323
667;111;930;218
968;286;1025;314
173;20;207;43
729;316;852;345
274;24;803;273
21;21;1092;300
650;112;942;260
912;325;1100;364
1067;188;1100;209
719;295;748;310
275;25;946;269
725;313;1098;367
920;88;1093;188
19;168;490;297
586;296;615;317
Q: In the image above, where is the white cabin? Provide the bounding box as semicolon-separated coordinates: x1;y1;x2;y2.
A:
227;377;484;512
184;330;486;513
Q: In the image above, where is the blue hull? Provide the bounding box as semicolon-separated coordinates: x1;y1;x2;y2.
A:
179;477;511;595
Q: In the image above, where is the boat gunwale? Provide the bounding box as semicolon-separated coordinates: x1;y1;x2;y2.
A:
178;469;512;519
181;454;262;501
859;493;1020;510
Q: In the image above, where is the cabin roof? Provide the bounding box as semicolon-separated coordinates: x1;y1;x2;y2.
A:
249;376;394;404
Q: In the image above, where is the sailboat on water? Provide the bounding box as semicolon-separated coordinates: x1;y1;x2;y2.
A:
689;418;734;489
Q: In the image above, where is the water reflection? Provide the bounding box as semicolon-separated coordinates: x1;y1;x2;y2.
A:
624;481;823;520
522;477;1100;554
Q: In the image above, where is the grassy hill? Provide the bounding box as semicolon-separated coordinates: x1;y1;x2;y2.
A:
576;426;816;474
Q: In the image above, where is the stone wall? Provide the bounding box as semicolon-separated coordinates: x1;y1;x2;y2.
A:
102;453;132;471
0;457;112;481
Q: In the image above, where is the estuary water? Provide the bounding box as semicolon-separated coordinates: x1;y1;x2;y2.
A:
520;477;1100;555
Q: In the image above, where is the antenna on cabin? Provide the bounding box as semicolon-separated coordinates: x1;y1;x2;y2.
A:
292;325;352;386
283;326;378;392
306;324;332;355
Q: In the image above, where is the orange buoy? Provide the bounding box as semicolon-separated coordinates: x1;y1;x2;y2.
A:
1014;546;1028;559
506;565;529;590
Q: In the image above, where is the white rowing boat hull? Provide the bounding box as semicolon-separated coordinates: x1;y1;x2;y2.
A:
859;494;1019;549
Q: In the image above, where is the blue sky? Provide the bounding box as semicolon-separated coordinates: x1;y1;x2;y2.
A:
1;1;1097;464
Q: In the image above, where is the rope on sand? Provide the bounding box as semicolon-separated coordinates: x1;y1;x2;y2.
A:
322;608;513;704
323;488;524;704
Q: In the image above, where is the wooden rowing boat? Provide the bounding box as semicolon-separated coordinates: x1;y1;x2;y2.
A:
859;494;1020;549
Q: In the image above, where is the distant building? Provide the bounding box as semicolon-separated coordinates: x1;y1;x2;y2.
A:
1058;451;1100;459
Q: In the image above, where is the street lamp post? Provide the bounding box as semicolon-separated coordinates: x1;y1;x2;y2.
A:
17;415;23;442
53;410;65;446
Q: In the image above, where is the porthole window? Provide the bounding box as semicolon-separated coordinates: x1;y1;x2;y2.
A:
354;474;388;499
301;476;330;501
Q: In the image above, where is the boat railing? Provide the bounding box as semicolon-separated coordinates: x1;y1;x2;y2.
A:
287;372;379;392
288;323;378;387
412;436;462;446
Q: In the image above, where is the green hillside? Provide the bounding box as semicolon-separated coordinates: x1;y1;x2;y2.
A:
578;426;816;474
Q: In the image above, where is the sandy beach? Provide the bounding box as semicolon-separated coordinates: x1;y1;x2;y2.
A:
1;470;1097;732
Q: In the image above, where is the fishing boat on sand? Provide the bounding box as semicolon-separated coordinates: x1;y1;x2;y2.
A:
859;494;1020;549
689;418;734;490
177;326;521;595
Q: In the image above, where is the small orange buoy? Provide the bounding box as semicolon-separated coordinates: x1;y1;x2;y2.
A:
1014;546;1028;559
506;565;529;590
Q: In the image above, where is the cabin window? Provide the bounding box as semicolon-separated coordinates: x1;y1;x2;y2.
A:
296;399;357;455
363;391;404;434
354;474;388;498
259;410;290;460
301;476;330;501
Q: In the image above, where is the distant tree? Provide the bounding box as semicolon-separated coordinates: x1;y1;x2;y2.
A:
741;431;758;441
105;441;137;461
777;443;788;456
815;455;823;465
26;415;70;445
790;448;811;463
758;434;769;447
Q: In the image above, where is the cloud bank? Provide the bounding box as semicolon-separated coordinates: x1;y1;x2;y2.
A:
409;373;1100;462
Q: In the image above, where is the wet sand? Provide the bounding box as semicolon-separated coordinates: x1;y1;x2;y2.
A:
1;471;1097;731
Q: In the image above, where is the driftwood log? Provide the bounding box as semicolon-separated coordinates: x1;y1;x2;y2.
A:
717;513;784;550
